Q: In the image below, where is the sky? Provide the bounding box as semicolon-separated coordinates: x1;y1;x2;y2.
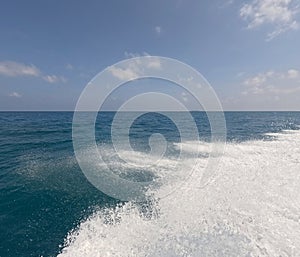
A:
0;0;300;111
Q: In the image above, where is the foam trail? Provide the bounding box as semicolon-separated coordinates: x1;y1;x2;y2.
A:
58;130;300;257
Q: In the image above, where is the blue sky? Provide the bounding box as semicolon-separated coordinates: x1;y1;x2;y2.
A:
0;0;300;110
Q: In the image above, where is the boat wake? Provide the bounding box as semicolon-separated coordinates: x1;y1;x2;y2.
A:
58;130;300;257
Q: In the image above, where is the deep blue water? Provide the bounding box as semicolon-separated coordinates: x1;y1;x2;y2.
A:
0;111;300;257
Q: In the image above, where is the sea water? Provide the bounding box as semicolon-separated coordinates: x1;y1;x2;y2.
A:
0;112;300;256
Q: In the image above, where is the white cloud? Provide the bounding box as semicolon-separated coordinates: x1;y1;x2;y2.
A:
110;54;162;80
124;52;161;69
243;71;274;88
242;69;300;95
124;51;150;58
224;68;300;110
287;69;299;78
0;61;40;77
240;0;299;40
155;26;162;35
147;58;161;69
9;91;22;98
0;61;67;84
42;75;67;83
109;66;139;80
124;52;139;59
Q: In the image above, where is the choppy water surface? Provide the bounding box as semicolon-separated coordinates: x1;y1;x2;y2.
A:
0;112;300;256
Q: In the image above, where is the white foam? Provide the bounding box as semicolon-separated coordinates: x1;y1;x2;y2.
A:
174;140;212;154
58;130;300;257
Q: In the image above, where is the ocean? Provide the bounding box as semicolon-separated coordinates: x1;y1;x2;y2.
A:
0;111;300;257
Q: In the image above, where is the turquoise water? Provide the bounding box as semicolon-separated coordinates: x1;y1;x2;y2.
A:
0;112;300;256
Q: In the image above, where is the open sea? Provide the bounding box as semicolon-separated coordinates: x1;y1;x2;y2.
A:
0;111;300;257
